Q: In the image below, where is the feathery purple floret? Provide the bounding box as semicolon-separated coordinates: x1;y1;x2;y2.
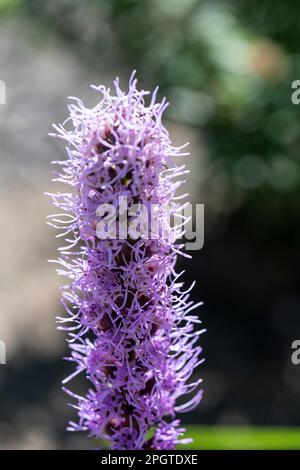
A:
48;72;204;450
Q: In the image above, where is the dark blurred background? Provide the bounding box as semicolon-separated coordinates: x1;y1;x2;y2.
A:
0;0;300;449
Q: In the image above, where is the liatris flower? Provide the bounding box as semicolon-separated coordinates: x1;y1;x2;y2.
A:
48;72;204;450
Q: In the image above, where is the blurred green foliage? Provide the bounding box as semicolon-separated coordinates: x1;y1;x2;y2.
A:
105;0;300;224
183;426;300;449
0;0;22;14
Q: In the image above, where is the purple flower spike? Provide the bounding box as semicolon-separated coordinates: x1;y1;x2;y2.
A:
48;72;204;450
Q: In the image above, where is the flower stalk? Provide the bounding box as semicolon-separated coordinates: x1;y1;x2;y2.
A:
48;72;204;450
